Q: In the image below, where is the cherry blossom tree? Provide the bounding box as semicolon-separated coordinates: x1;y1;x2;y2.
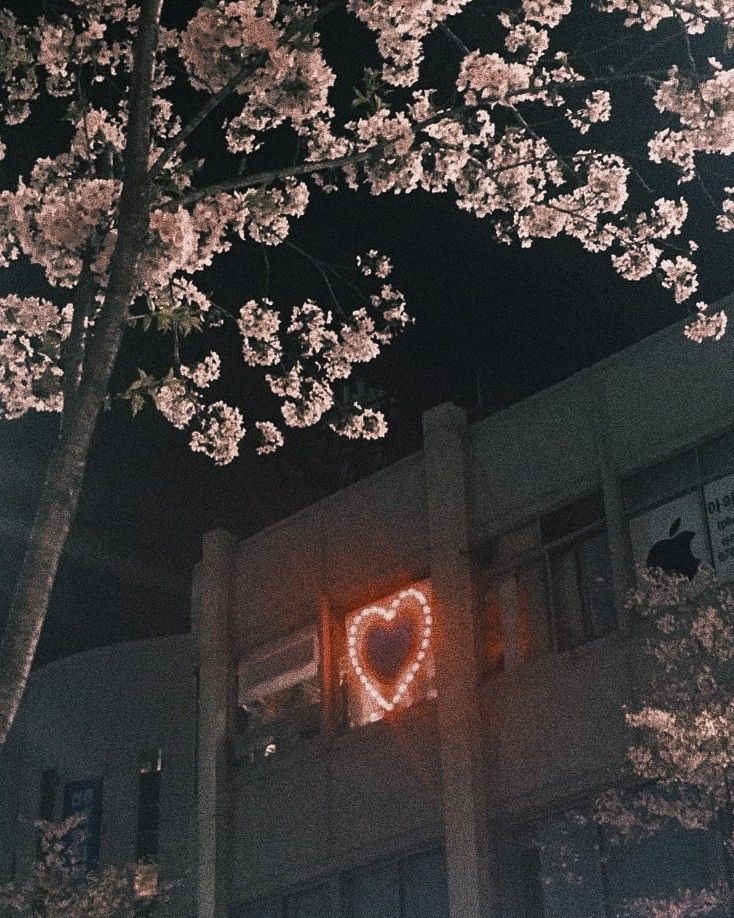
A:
0;815;152;917
1;0;734;744
593;568;734;917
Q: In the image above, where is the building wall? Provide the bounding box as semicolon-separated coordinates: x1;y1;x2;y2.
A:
2;312;734;918
0;634;197;917
222;313;734;917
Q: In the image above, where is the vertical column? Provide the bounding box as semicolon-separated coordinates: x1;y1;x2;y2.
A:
193;529;236;918
586;377;633;634
423;403;499;918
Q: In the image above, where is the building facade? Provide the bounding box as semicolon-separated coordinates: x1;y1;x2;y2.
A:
3;307;734;917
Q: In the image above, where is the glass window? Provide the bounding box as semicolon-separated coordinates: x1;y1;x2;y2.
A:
530;814;608;918
551;530;616;652
540;493;605;544
602;820;722;912
622;451;698;515
483;495;616;665
240;898;282;918
343;863;401;918
483;561;549;672
61;779;103;869
36;768;58;859
630;492;710;582
340;583;436;729
286;885;332;918
699;429;734;480
401;849;449;918
238;627;321;761
136;749;161;865
516;843;546;918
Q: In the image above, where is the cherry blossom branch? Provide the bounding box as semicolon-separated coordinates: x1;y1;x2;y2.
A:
149;0;348;180
164;146;399;210
284;241;349;319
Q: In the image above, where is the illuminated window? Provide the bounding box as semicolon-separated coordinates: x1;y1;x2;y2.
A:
237;626;321;761
341;583;436;728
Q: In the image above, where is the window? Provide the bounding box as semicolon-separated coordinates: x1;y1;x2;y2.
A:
239;886;331;918
483;560;548;671
340;583;436;728
134;748;161;898
136;749;161;862
237;626;321;761
342;848;449;918
625;430;734;585
526;812;608;918
601;814;722;914
481;493;616;664
550;529;615;651
62;778;103;869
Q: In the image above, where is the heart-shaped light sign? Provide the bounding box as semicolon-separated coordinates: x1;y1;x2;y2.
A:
347;587;432;712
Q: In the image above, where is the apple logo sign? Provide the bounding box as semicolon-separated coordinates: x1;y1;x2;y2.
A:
646;517;700;580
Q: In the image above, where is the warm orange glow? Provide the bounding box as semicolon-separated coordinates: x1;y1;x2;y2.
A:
347;587;432;712
133;863;158;899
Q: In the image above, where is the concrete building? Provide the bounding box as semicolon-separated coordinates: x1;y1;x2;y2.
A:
3;305;734;917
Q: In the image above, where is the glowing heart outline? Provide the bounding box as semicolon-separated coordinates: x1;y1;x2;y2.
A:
347;587;432;712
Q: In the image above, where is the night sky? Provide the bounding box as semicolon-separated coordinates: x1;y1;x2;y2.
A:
2;0;734;665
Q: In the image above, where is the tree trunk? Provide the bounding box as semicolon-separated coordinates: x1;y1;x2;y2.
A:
0;0;164;746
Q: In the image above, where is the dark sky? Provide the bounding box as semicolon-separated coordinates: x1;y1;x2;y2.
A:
2;0;734;665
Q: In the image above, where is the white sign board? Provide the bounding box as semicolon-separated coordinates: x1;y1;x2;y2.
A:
704;473;734;583
630;492;709;581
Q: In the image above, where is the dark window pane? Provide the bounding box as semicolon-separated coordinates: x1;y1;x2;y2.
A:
700;429;734;480
402;849;449;918
552;532;616;650
515;561;550;658
518;845;546;918
343;863;400;918
240;899;282;918
136;752;161;862
286;885;332;918
38;769;57;821
540;493;605;545
550;546;585;651
577;531;616;639
36;769;58;860
622;451;697;514
62;779;103;868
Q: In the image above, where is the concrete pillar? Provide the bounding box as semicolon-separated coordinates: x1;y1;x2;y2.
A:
423;403;499;918
193;529;236;918
586;377;634;634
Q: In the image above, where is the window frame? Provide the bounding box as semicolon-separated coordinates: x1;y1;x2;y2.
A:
478;490;617;673
236;624;323;764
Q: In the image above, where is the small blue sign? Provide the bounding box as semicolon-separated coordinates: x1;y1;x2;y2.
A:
62;779;103;868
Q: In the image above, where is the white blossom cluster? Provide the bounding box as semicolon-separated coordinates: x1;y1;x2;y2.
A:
1;0;733;460
0;295;69;419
